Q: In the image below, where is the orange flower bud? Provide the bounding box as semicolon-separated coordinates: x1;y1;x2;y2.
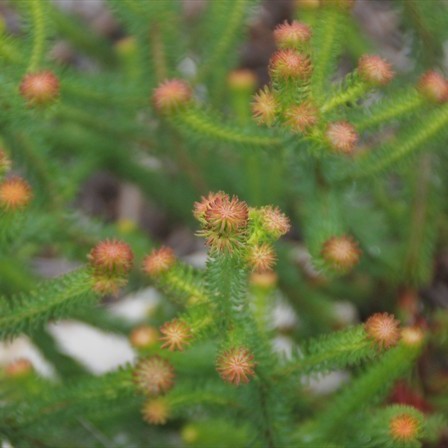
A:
130;326;159;348
88;240;134;274
0;176;32;210
325;121;358;154
193;191;227;223
269;50;312;80
142;247;176;277
321;235;361;270
133;356;175;396
216;347;256;386
91;273;128;295
19;71;60;106
228;69;257;91
252;88;278;126
160;319;192;351
204;194;249;233
153;79;192;112
274;21;312;49
142;398;169;425
365;312;400;349
401;326;425;347
247;243;277;273
285;102;319;133
358;55;394;86
418;70;448;103
260;206;291;238
389;413;421;442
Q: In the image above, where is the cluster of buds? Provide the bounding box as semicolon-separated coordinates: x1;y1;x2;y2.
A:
152;79;192;113
216;347;256;386
0;176;32;211
417;70;448;104
194;191;249;253
364;312;400;349
133;355;175;396
321;235;361;271
19;71;60;107
142;246;176;277
160;319;192;351
88;239;134;294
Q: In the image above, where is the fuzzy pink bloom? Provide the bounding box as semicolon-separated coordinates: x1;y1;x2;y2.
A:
325;121;358;154
365;312;400;349
228;69;257;90
205;194;249;233
88;240;134;274
19;71;60;106
321;235;361;270
193;191;227;223
248;243;277;273
216;347;256;385
142;398;169;425
0;177;32;210
418;71;448;103
153;79;192;112
389;414;420;442
274;21;312;49
285;102;319;133
134;356;175;396
358;55;394;86
252;88;278;126
5;358;33;377
260;206;291;238
269;50;312;80
142;247;176;277
160;319;192;351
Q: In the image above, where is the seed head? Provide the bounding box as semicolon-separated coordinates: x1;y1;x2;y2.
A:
274;21;312;49
193;191;227;223
389;414;421;442
401;326;425;347
0;177;32;210
19;71;60;106
0;150;11;174
153;79;192;112
160;319;192;351
247;243;277;273
88;240;134;274
5;358;33;377
418;70;448;103
269;50;312;80
205;194;249;233
365;312;400;349
326;121;358;154
228;69;257;91
252;88;278;126
134;356;175;396
142;398;169;425
321;235;361;270
142;247;176;277
216;347;256;386
130;325;159;349
285;102;319;133
358;55;394;86
260;206;291;238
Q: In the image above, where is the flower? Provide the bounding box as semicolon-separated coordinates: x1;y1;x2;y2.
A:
389;413;421;442
228;69;257;91
365;312;400;349
358;55;394;86
417;70;448;103
0;177;32;210
193;191;227;223
142;247;176;277
269;49;312;80
19;71;60;106
321;235;361;270
247;243;277;273
88;240;133;274
401;327;425;347
273;21;312;49
260;206;291;238
325;121;358;154
130;326;159;348
204;194;249;233
133;356;175;396
5;358;33;377
142;398;170;425
153;79;192;112
216;347;256;385
285;102;319;133
160;319;192;351
252;88;278;126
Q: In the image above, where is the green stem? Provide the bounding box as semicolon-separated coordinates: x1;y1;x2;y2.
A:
321;82;367;113
27;0;45;72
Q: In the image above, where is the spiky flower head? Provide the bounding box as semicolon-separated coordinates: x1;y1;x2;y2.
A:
260;206;291;239
0;177;32;210
365;312;400;349
193;191;227;224
274;21;312;49
204;194;249;233
285;102;319;133
418;70;448;103
130;325;159;349
401;326;425;347
88;240;134;274
160;319;192;351
252;88;278;126
216;347;256;386
247;243;277;273
19;71;60;106
228;69;257;91
134;356;175;396
358;55;394;86
321;235;361;270
389;413;421;442
0;150;11;174
142;398;170;425
5;358;33;377
325;121;358;154
153;79;192;112
91;273;128;295
142;247;176;277
269;49;312;80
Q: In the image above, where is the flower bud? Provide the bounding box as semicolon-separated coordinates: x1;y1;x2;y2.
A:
365;312;400;349
160;319;192;351
252;88;278;126
285;102;319;133
401;326;425;347
269;50;312;80
321;235;361;270
193;191;227;223
228;69;257;91
142;247;176;277
88;240;134;274
0;150;11;174
216;347;256;386
325;121;358;154
417;70;448;103
204;194;249;233
358;55;394;86
389;413;421;442
142;398;169;425
247;243;276;273
274;21;312;49
152;79;192;112
0;176;32;210
260;206;291;239
19;71;60;106
130;325;159;349
133;356;175;396
5;358;33;377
